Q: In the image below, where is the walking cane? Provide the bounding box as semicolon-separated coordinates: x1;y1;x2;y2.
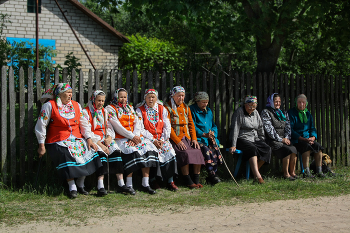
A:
209;130;239;187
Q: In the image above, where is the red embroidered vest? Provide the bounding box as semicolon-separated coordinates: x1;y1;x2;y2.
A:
46;100;82;143
84;106;106;139
139;105;164;140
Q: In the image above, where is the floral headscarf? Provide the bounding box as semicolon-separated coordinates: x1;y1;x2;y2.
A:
266;93;286;121
188;91;209;108
111;88;134;116
170;86;185;110
244;95;258;104
88;90;106;130
40;83;72;104
295;94;308;123
135;89;163;109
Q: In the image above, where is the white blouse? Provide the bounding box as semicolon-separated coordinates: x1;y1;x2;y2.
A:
135;104;171;141
35;101;87;144
105;105;141;140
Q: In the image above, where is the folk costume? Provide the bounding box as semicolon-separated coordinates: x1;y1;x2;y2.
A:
164;86;205;188
261;93;297;159
136;89;178;191
81;90;125;194
35;83;102;197
106;88;160;193
229;96;271;164
189;92;223;184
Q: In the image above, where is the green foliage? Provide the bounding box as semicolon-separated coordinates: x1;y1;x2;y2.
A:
0;13;11;68
119;34;187;72
56;52;82;76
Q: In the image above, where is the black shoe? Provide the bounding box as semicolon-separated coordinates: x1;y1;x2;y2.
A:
141;186;156;195
117;185;136;195
206;175;221;185
69;190;77;199
77;187;89;195
316;173;326;178
284;176;296;181
97;188;108;196
303;173;315;179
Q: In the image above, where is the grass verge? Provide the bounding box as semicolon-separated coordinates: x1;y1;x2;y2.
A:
1;167;349;226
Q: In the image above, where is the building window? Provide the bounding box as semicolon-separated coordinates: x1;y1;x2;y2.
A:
6;37;56;67
27;0;42;13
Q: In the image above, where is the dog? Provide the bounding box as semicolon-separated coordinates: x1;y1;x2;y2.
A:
310;153;334;174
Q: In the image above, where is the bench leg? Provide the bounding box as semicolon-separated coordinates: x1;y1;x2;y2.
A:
233;153;243;178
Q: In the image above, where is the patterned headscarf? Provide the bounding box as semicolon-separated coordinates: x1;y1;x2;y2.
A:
111;88;134;116
295;94;308;123
40;83;72;106
135;89;163;108
170;86;186;110
244;95;258;104
188;91;209;107
88;90;106;130
266;93;286;121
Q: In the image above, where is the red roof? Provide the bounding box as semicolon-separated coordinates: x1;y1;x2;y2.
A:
67;0;129;43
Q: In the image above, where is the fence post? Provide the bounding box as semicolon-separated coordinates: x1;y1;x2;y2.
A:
71;69;76;101
19;67;26;186
1;66;8;184
79;70;84;106
27;67;34;175
9;67;16;185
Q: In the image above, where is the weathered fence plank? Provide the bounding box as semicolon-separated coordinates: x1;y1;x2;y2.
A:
79;70;84;106
62;68;68;83
71;69;76;101
221;72;227;144
148;70;153;89
330;76;335;165
9;67;16;185
1;66;7;183
27;67;34;174
110;70;115;100
161;71;167;101
88;69;93;100
19;67;26;186
133;70;138;105
54;67;59;84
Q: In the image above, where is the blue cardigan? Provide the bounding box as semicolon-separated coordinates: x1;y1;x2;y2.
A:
287;107;318;144
189;104;220;146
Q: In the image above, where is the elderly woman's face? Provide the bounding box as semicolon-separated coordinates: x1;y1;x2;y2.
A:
173;92;185;106
244;102;257;115
145;93;157;108
297;97;307;111
118;91;127;105
197;100;209;111
58;89;72;105
273;97;281;110
95;95;105;110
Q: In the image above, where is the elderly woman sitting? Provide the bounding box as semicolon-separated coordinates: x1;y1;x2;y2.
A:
261;93;298;180
81;90;127;196
106;88;160;195
229;95;271;184
164;86;205;189
287;94;325;178
136;89;178;191
35;83;102;198
189;92;223;185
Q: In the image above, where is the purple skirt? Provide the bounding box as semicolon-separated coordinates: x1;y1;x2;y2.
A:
171;137;205;167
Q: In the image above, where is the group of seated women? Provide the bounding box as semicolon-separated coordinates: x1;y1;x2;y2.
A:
35;83;325;198
229;93;325;184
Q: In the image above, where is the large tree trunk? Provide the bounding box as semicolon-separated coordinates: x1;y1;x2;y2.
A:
255;38;282;75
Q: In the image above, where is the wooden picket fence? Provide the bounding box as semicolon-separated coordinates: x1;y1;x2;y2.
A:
0;66;349;187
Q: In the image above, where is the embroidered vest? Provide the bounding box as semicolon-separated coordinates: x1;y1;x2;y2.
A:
46;100;82;143
84;107;107;139
109;104;135;139
139;105;164;140
164;102;190;137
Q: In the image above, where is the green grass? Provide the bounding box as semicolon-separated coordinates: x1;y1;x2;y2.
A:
1;166;350;226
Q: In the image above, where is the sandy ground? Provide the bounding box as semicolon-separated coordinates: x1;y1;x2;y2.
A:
3;194;350;233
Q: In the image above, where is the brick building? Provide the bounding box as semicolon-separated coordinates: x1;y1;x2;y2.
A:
0;0;129;72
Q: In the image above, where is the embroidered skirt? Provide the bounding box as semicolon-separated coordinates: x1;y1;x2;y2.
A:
236;138;271;164
156;140;178;180
199;139;223;175
171;137;205;167
294;140;324;155
46;143;102;180
96;150;124;177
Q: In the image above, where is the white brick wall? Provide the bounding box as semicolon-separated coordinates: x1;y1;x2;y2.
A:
0;0;125;73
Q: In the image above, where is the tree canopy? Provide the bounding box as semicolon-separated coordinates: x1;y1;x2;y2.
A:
89;0;350;75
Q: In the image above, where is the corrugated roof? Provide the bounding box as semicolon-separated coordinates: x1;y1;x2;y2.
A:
66;0;129;43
